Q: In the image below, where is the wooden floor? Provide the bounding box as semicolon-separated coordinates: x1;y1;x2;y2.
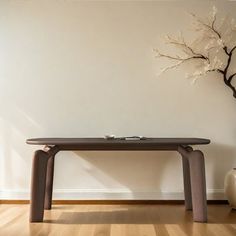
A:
0;204;236;236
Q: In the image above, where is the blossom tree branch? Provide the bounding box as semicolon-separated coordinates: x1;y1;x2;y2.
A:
154;6;236;99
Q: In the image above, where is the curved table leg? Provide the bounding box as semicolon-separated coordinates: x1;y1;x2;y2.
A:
30;150;50;222
188;150;207;222
44;155;55;210
180;146;193;210
178;146;207;222
30;146;59;222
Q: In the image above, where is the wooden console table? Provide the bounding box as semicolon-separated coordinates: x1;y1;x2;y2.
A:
26;137;210;223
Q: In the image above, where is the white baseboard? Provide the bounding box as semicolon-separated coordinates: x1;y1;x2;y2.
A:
0;189;226;200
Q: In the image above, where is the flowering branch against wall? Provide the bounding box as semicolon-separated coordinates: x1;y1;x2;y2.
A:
154;6;236;99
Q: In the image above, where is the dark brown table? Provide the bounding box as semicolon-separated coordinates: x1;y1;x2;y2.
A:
26;137;210;223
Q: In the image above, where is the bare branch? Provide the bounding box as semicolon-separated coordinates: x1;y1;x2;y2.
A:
159;61;185;74
217;69;225;74
165;34;209;60
154;47;209;66
153;48;185;61
230;45;236;54
190;13;219;38
228;73;236;83
224;77;236;98
154;6;236;99
191;10;229;55
206;69;223;74
211;12;221;39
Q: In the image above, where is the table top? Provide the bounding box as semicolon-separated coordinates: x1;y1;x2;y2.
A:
26;137;210;146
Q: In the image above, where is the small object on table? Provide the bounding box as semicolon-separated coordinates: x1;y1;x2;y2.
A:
122;136;146;140
104;135;146;140
104;135;116;140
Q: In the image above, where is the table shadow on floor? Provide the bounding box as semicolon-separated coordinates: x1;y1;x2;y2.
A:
44;205;236;224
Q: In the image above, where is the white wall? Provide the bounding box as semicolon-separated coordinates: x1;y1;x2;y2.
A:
0;0;236;200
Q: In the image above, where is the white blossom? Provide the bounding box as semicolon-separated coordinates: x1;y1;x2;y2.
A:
212;6;217;16
154;6;236;97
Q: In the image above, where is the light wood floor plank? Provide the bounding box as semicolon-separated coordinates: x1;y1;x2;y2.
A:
208;224;236;236
137;224;156;236
110;224;126;236
154;224;169;236
166;224;188;236
93;224;111;236
0;204;236;236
